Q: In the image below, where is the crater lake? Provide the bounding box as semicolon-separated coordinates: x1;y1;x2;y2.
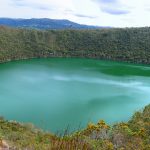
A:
0;58;150;133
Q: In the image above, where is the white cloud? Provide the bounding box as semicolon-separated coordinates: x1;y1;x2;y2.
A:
0;0;150;27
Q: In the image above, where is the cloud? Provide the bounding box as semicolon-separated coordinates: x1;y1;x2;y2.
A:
74;14;97;19
11;0;74;12
11;0;53;10
93;0;130;15
95;0;117;3
64;8;97;19
101;7;130;15
64;9;74;13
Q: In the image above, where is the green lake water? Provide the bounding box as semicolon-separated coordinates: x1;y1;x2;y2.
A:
0;58;150;133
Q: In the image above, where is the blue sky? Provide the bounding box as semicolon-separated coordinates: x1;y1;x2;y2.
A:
0;0;150;27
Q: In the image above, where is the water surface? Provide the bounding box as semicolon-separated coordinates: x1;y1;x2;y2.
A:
0;58;150;133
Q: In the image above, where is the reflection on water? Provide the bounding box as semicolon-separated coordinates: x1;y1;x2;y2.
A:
0;58;150;133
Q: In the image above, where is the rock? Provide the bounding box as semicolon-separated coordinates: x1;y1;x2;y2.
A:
0;140;9;150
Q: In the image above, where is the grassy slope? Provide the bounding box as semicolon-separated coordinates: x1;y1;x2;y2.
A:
0;105;150;149
1;26;150;64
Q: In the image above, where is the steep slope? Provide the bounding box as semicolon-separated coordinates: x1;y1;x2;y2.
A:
0;26;150;64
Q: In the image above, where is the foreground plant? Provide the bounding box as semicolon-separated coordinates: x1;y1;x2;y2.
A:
0;104;150;149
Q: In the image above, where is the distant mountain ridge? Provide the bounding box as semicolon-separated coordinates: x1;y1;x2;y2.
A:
0;18;104;30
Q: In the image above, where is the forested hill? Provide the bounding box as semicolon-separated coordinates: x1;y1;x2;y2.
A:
0;26;150;64
0;18;101;30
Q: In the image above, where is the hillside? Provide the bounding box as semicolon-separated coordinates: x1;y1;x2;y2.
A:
0;104;150;149
0;26;150;64
0;18;101;30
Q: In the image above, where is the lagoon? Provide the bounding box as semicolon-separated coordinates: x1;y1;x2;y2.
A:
0;58;150;133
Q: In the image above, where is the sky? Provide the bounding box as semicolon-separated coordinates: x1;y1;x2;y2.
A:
0;0;150;27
